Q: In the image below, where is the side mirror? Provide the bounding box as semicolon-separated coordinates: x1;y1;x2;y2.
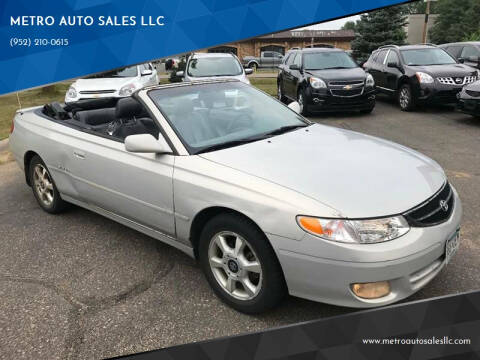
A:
287;101;301;114
387;62;399;68
141;69;153;76
125;134;172;154
458;58;465;64
245;68;254;75
289;64;300;71
175;70;185;77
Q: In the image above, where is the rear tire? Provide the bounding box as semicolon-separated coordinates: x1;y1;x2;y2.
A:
199;213;286;314
398;84;415;111
29;155;67;214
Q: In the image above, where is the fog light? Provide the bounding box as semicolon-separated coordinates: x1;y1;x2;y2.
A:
351;281;390;299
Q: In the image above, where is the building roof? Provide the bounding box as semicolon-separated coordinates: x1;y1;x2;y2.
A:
258;29;355;40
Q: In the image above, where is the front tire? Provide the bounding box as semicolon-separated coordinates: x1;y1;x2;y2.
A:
297;88;310;116
199;214;286;314
29;155;67;214
398;84;415;111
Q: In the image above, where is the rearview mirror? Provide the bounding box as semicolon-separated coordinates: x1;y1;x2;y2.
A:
125;134;172;154
289;64;301;71
245;68;254;75
141;69;153;76
288;101;301;114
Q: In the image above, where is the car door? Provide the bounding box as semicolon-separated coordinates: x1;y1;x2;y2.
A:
370;50;388;91
384;50;402;91
261;52;273;67
65;125;176;236
285;52;301;98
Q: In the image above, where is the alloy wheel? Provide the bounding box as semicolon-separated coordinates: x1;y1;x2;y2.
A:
208;231;262;301
33;164;54;207
399;87;410;109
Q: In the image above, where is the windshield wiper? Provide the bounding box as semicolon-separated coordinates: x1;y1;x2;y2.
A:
263;124;309;136
196;136;265;154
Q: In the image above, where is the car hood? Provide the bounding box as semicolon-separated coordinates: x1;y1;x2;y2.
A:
200;124;446;218
185;74;249;84
73;77;135;91
304;67;366;81
410;64;476;77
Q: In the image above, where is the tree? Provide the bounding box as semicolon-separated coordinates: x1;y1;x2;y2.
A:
430;0;480;44
352;7;407;63
341;21;358;32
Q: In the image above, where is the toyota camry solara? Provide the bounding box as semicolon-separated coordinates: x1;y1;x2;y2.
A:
9;79;462;313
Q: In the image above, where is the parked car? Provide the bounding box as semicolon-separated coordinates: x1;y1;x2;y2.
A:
363;44;478;111
440;42;480;69
10;79;461;314
65;63;158;104
177;52;252;84
242;51;284;70
457;79;480;117
277;47;376;115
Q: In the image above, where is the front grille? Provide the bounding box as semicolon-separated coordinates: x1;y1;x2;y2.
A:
330;88;364;97
466;89;480;98
403;182;454;227
437;76;476;85
329;80;364;86
79;89;116;94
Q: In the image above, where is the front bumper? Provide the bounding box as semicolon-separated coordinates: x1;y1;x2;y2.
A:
269;187;462;308
305;87;376;113
416;83;465;104
457;96;480;116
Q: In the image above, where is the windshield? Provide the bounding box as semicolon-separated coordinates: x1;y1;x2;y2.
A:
401;48;457;66
187;57;243;77
303;52;358;70
149;82;308;154
90;66;138;78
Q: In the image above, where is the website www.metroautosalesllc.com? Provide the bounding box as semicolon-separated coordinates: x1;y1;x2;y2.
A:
362;336;472;346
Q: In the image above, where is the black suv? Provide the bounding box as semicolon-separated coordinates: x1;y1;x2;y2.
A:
277;48;376;115
364;44;478;111
440;42;480;69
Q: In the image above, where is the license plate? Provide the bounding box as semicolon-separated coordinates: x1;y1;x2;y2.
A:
446;230;460;264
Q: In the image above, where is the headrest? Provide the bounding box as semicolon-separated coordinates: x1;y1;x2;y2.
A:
74;108;116;126
115;97;147;119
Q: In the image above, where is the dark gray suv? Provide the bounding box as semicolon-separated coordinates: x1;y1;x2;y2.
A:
440;42;480;69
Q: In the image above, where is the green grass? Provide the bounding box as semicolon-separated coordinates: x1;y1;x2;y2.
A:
0;83;70;140
0;78;278;140
250;77;277;96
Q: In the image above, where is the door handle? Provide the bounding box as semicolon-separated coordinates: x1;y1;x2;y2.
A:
73;151;86;160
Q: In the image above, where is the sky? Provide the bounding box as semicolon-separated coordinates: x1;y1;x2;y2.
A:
301;15;360;30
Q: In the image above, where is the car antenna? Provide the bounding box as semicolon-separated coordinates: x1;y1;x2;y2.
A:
16;92;22;110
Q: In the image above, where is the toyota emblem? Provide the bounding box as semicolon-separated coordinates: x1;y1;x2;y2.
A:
439;199;449;212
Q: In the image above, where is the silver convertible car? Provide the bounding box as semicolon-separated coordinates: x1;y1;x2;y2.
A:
9;79;461;313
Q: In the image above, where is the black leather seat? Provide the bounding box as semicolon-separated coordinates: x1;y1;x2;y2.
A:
113;97;159;139
74;108;116;126
115;97;148;120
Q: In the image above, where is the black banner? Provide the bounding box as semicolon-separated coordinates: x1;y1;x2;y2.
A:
113;290;480;360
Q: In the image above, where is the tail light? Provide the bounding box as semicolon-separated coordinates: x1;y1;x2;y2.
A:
9;118;14;134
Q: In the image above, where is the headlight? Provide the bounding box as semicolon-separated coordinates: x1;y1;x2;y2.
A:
416;72;434;84
365;73;375;88
66;86;77;99
309;77;327;89
297;215;410;244
119;83;136;96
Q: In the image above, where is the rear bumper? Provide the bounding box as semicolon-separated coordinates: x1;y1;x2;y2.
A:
269;188;462;308
305;88;376;113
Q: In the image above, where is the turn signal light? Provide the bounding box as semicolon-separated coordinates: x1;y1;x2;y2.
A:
351;281;391;299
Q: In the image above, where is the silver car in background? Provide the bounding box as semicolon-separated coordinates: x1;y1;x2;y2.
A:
177;52;253;84
9;79;461;313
